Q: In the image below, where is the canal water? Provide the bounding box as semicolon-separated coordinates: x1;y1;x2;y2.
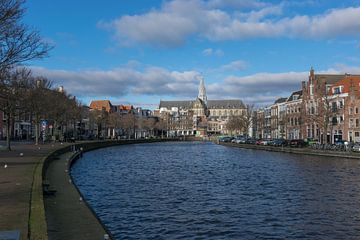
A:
71;142;360;239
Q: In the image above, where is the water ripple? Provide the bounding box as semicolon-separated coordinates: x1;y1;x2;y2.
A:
71;142;360;239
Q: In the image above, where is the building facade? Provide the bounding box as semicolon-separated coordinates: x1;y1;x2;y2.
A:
157;78;245;137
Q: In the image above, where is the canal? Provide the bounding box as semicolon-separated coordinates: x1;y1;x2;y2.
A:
71;141;360;239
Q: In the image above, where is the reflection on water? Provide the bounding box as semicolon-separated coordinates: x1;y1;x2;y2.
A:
71;142;360;239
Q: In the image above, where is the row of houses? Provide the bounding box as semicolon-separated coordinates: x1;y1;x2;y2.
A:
254;68;360;143
0;99;156;141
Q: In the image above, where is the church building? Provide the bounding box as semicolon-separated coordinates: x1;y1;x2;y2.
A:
157;77;245;137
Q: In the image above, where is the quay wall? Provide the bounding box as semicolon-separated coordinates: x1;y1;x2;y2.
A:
30;139;178;240
219;142;360;159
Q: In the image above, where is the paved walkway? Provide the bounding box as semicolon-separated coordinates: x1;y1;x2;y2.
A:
44;151;111;240
0;142;68;240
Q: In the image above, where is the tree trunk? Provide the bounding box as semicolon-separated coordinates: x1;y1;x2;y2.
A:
6;114;11;151
35;121;39;145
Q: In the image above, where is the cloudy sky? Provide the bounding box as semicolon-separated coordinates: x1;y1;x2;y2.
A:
25;0;360;107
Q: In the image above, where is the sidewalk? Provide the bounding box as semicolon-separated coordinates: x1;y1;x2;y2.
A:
0;142;68;240
44;151;110;240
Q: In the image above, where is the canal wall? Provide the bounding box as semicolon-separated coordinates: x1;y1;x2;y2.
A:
31;139;178;240
219;142;360;159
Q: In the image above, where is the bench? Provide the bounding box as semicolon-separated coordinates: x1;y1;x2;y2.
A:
43;180;57;196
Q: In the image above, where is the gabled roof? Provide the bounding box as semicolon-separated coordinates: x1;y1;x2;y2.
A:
287;90;302;102
315;74;360;85
159;100;194;109
330;75;360;95
274;97;287;104
118;105;133;111
207;100;244;109
89;100;113;112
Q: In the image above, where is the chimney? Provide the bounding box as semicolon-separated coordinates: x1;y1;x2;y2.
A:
58;86;64;93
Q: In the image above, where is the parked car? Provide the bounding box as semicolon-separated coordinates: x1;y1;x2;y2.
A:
271;139;287;147
352;143;360;152
289;139;306;147
245;138;257;144
235;137;247;144
256;139;271;145
219;136;233;142
305;138;319;146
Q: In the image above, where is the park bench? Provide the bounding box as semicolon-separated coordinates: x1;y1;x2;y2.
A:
43;180;57;196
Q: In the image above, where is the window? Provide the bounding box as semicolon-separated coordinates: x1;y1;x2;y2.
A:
350;119;354;128
332;102;337;112
356;107;359;114
333;87;341;94
339;101;343;108
340;116;343;122
311;107;315;114
356;132;360;137
332;117;338;125
356;119;359;127
350;108;353;115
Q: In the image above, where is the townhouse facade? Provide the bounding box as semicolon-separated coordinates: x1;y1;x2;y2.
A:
255;68;360;143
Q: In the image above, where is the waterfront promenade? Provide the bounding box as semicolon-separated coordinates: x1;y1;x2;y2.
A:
0;142;68;240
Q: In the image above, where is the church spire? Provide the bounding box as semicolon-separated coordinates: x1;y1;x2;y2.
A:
198;76;207;104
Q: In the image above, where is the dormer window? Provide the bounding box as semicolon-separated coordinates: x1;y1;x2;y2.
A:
333;86;341;94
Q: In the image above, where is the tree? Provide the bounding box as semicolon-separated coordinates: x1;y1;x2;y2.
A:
226;116;241;135
26;76;52;145
0;0;51;150
120;114;136;139
238;104;255;137
107;112;122;138
0;67;31;150
0;0;51;71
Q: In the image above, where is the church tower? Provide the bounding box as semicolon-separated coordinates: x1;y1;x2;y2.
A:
198;76;207;104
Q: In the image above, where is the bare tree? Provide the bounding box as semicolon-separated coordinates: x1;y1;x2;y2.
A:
0;0;52;71
238;104;255;137
26;76;53;144
0;67;31;150
107;112;122;138
120;114;136;139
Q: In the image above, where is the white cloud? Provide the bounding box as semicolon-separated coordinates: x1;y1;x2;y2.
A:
202;48;224;57
207;0;268;9
220;60;248;71
31;66;201;98
101;0;360;47
205;71;308;105
31;64;360;106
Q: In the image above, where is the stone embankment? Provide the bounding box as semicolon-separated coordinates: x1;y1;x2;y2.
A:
0;139;178;240
40;139;176;240
219;142;360;159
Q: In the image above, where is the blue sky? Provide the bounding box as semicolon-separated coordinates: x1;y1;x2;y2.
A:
24;0;360;107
